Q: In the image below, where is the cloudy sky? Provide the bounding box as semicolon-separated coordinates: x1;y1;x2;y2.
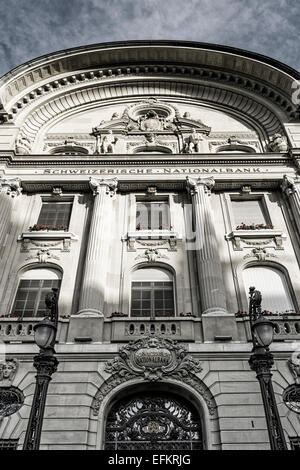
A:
0;0;299;77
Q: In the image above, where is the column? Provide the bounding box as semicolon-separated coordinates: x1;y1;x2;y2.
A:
186;176;227;315
77;177;118;316
281;174;300;236
0;178;22;256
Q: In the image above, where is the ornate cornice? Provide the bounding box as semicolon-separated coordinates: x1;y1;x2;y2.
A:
1;41;298;111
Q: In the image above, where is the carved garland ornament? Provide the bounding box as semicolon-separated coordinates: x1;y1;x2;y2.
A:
92;336;216;416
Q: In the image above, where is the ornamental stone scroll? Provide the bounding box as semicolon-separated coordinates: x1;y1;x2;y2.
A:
91;336;217;417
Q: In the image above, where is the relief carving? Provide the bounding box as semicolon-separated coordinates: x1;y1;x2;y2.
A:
92;336;215;416
0;359;18;386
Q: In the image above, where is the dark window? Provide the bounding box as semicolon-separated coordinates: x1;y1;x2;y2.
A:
136;201;170;230
290;437;300;450
11;279;61;319
0;439;18;450
131;281;174;318
37;202;72;228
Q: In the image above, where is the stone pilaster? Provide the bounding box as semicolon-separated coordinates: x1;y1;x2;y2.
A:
0;178;22;256
186;176;227;315
281;175;300;237
69;177;117;343
186;176;237;340
77;177;118;317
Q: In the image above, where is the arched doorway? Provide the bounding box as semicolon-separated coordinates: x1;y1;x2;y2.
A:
104;391;203;450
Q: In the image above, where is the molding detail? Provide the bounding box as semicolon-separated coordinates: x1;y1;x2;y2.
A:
0;386;24;417
0;178;22;197
89;177;118;196
92;336;216;416
15;80;284;151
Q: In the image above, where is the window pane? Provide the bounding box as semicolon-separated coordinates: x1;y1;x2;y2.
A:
136;201;170;230
37;202;72;227
11;278;61;318
243;267;294;313
131;277;174;317
231;199;268;226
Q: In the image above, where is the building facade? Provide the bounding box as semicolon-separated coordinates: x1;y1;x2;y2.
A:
0;40;300;450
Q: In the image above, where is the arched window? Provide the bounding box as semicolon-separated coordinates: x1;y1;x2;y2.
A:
11;268;61;319
131;267;175;318
243;266;294;313
105;391;203;450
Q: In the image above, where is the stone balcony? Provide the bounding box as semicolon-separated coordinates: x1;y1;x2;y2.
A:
103;317;203;342
0;317;69;343
237;315;300;341
1;315;300;344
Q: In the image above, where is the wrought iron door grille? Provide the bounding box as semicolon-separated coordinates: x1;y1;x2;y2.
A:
105;393;203;450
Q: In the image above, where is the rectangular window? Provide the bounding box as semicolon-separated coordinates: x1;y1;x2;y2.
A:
136;201;170;230
231;198;269;227
131;281;174;318
290;438;300;450
11;279;61;319
37;201;72;228
0;439;18;450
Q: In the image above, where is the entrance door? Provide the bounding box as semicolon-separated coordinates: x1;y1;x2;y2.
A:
105;392;203;450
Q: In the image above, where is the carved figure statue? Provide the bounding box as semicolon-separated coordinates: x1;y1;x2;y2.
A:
269;133;288;152
95;131;118;154
183;129;204;153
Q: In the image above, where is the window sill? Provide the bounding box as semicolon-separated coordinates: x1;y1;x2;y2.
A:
18;231;78;241
123;230;182;251
225;230;286;251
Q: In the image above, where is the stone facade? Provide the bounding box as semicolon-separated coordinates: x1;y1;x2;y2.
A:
0;41;300;450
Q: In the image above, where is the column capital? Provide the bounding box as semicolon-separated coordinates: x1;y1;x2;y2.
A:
0;177;22;197
186;176;215;195
281;174;300;196
89;177;118;196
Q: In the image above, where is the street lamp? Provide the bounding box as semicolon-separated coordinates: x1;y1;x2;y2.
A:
23;288;59;450
248;286;287;450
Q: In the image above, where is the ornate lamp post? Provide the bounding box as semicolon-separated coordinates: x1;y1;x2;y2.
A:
248;286;287;450
23;288;59;450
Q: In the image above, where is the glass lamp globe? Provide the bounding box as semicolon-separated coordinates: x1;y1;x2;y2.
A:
252;316;274;348
34;319;56;349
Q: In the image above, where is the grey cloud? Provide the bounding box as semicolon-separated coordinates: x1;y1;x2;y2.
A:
0;0;299;78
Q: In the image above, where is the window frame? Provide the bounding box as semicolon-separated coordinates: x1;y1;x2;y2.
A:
36;199;73;229
130;268;176;319
135;196;171;231
11;269;61;320
228;193;272;230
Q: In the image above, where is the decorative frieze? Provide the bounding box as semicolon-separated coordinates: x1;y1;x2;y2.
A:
226;230;286;251
18;232;78;258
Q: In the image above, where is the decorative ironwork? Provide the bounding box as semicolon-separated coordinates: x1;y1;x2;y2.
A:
23;287;59;450
0;386;24;417
105;392;203;450
248;287;288;450
0;439;19;450
283;384;300;414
